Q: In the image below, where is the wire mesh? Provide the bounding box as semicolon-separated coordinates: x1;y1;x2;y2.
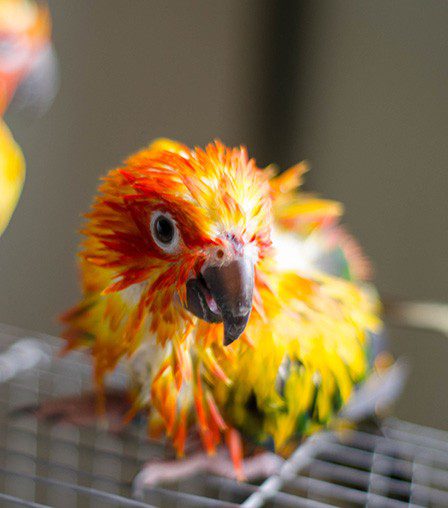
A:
1;322;448;508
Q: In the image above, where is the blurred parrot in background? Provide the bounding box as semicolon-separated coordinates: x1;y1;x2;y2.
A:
0;0;57;237
56;138;396;486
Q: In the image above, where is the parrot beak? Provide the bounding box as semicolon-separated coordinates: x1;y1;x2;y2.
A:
8;44;58;117
186;255;255;346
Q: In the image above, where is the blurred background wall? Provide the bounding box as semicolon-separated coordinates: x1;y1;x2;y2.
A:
0;1;446;427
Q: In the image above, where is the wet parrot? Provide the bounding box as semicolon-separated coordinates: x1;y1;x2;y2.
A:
60;138;393;484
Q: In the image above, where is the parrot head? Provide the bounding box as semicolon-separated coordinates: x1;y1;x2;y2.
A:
87;140;273;346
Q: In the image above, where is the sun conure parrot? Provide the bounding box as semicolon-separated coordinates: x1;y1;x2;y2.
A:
0;0;57;237
59;138;394;484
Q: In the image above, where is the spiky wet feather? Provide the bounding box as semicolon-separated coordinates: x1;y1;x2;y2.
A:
62;139;379;463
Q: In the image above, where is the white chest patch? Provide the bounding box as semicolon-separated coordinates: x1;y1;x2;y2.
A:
271;227;322;275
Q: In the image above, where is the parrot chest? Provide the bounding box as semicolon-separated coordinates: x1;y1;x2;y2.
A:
127;340;169;405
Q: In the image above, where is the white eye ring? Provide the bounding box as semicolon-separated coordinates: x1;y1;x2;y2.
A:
150;211;181;254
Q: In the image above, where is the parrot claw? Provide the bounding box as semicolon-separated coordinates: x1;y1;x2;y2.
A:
28;390;131;432
133;449;283;499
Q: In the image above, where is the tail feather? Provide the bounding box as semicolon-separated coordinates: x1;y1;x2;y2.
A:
341;358;409;422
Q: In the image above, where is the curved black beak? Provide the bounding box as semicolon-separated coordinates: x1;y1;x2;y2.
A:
186;256;254;346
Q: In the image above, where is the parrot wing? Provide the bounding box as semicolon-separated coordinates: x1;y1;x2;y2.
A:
270;163;372;281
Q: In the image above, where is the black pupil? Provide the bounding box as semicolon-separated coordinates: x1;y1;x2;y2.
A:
155;216;174;244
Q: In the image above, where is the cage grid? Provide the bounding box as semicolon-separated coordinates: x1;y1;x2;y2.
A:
0;322;448;508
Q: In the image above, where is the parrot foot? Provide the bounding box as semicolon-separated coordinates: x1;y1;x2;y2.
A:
30;389;131;432
133;448;283;498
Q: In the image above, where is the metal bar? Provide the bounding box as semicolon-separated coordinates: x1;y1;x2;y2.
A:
268;490;335;508
385;418;448;453
0;492;48;508
2;425;138;463
309;458;414;497
409;456;431;507
208;475;329;508
241;434;324;508
387;417;448;441
321;443;448;505
3;417;166;468
367;445;392;505
288;474;413;507
320;440;447;487
0;466;155;507
0;323;62;345
206;477;335;508
330;429;448;467
0;445;130;489
145;486;238;507
312;441;448;504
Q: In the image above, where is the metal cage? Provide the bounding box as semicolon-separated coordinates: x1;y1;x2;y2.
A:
1;322;448;508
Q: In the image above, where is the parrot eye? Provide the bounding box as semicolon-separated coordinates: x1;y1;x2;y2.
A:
150;211;180;253
155;216;174;243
